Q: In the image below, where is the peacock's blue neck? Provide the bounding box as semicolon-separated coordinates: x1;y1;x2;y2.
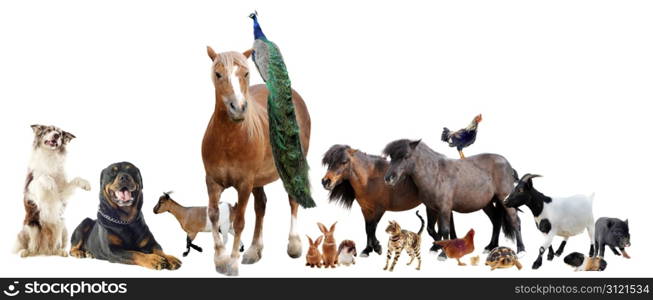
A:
252;17;267;41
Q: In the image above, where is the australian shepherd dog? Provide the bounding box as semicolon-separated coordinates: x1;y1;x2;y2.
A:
14;125;90;257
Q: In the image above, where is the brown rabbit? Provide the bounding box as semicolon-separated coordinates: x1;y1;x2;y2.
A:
318;222;338;268
306;235;323;268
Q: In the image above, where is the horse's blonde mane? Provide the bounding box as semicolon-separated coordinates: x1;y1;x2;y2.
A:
214;51;265;141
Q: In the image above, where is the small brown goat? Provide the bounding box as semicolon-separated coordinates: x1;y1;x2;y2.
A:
153;192;243;256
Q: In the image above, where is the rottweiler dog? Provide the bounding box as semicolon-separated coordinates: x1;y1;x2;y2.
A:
69;162;181;270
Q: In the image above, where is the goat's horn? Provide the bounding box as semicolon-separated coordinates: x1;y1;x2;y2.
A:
522;174;542;182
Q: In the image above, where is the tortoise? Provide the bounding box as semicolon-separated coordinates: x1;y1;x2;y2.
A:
485;246;522;270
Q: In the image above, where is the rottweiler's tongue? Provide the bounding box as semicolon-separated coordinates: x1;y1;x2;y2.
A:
115;190;132;202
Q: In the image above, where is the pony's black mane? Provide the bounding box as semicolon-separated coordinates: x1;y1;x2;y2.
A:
384;139;446;161
322;144;388;209
323;144;387;169
322;145;356;208
328;180;356;209
322;144;350;169
382;139;412;160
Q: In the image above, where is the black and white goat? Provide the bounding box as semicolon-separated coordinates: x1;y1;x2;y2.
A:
504;174;595;270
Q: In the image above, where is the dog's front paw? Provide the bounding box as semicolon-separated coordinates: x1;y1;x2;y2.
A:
137;254;169;270
17;249;31;258
72;177;91;191
163;255;182;270
70;249;90;258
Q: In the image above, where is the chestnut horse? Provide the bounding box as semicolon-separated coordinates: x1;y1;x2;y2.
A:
202;47;311;276
321;145;457;256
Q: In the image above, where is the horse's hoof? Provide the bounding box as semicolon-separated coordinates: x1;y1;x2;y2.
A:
287;235;302;258
484;245;496;253
437;252;447;261
216;257;239;276
430;244;442;252
517;251;527;259
225;257;239;276
242;245;263;264
213;254;238;276
361;246;373;257
373;245;382;255
532;260;542;270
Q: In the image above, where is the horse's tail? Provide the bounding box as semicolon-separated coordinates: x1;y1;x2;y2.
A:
415;210;425;235
497;200;518;242
441;127;451;142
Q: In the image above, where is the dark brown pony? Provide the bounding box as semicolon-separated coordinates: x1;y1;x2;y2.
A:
202;47;311;276
383;139;525;256
321;145;456;256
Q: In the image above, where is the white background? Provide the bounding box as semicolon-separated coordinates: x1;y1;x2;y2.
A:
0;0;651;277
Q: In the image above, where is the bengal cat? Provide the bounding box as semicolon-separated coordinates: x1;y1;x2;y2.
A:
383;211;425;271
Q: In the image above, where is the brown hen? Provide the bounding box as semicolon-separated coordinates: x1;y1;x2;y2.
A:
434;229;475;266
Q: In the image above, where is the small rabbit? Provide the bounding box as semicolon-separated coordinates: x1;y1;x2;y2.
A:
306;235;323;268
338;240;357;266
318;222;338;268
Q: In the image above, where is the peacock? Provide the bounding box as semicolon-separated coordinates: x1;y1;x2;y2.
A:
248;12;315;208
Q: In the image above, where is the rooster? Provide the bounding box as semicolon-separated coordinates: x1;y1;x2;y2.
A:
248;12;314;208
433;229;475;266
441;114;482;159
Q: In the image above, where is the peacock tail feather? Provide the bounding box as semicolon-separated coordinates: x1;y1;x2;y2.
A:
263;40;315;208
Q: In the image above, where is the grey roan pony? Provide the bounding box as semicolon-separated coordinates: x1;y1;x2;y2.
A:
383;139;525;256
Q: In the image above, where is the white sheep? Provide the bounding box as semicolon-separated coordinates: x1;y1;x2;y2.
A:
504;174;595;269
